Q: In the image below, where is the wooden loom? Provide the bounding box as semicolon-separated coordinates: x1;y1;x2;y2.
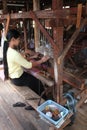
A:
0;0;87;129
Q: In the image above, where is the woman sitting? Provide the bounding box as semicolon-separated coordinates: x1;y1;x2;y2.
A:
3;29;49;94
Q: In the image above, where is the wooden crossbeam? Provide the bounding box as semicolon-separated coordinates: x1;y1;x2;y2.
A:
0;8;77;20
0;6;86;21
0;10;69;20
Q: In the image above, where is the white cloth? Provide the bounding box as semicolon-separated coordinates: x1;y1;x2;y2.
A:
0;30;6;58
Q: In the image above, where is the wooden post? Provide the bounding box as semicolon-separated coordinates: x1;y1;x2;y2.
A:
76;4;82;28
2;0;9;36
49;0;64;124
33;0;40;51
26;0;29;11
23;20;27;50
53;28;63;103
5;14;10;36
86;3;87;15
52;0;63;103
2;0;8;14
52;0;63;9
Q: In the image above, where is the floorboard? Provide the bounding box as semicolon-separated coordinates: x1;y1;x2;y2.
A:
0;78;87;130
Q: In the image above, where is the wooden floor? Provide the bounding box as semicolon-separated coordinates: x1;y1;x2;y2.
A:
0;78;87;130
0;78;49;130
65;104;87;130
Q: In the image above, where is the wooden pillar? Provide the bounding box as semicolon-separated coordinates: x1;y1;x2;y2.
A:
52;0;63;9
5;14;10;36
52;0;63;103
33;0;40;51
23;20;27;50
26;0;29;11
76;4;82;28
2;0;9;36
2;0;8;14
86;3;87;15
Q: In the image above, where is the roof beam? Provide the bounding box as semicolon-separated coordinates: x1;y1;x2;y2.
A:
0;9;71;19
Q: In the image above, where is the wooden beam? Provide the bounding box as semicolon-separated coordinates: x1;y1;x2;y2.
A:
53;27;63;103
0;9;71;20
33;0;40;51
5;14;10;36
52;0;63;9
23;20;27;50
86;3;87;15
0;6;87;20
52;0;63;104
76;4;82;28
2;0;8;14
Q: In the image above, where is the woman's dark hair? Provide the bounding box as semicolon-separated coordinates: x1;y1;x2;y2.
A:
3;29;20;79
0;23;3;31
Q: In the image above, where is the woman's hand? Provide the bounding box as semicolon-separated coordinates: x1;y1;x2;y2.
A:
25;49;31;55
31;55;50;68
32;53;39;59
25;49;35;56
41;56;50;63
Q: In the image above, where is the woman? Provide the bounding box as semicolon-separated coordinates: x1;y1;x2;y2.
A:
3;29;49;94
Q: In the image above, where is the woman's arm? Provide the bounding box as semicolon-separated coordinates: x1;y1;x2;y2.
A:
21;49;38;60
15;51;49;69
31;56;49;68
24;49;49;67
25;49;35;56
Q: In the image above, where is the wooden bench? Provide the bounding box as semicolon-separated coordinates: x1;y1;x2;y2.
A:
6;80;45;109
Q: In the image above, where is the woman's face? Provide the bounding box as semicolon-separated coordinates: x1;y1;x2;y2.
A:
11;37;20;47
14;37;20;46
